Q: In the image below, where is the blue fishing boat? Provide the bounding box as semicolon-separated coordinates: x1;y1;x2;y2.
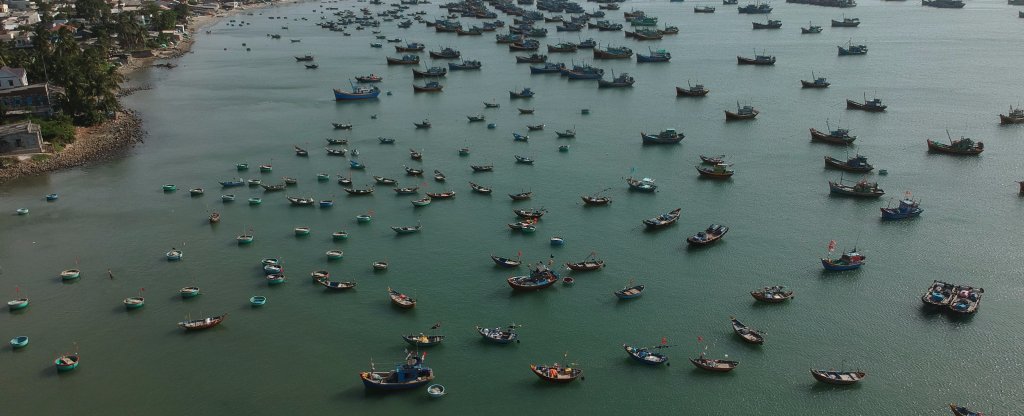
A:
219;179;244;187
507;263;559;291
565;65;604;80
10;336;28;349
530;62;565;74
334;83;381;101
491;255;522;268
637;49;671;63
880;195;923;220
513;132;529;141
623;343;670;365
360;352;434;391
578;38;597;49
319;200;334;208
627;176;658;192
509;87;535;98
821;246;865;271
448;60;482;70
738;3;773;13
350;160;365;169
386;54;421;65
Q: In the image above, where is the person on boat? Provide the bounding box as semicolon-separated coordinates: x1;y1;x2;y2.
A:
108;269;114;279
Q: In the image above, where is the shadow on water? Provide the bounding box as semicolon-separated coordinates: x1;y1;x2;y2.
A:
808;381;864;393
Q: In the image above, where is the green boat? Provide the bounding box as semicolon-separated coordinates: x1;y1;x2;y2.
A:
16;208;29;215
630;16;658;26
559;145;570;152
248;197;262;205
356;214;373;223
8;298;29;311
162;184;177;192
237;234;254;244
250;296;267;307
123;297;145;309
459;148;471;156
55;354;80;372
180;287;200;298
189;188;205;196
327;250;345;260
317;173;330;182
266;274;287;285
295;226;311;236
259;164;273;173
236;163;249;171
10;336;28;349
60;269;81;280
332;231;349;240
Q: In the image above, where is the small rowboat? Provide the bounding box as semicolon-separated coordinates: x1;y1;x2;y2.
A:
690;354;738;372
491;255;522;268
514;155;535;164
248;179;263;187
55;354;80;372
514;208;547;219
687;224;729;246
509;192;533;201
731;317;764;344
319;200;334;208
412;197;432;207
236;163;248;171
326;250;344;260
392;224;422;234
427;384;446;398
562;277;575;285
566;260;604;271
266;274;287;285
518;108;535;114
582;195;612;206
373;261;389;271
426;191;456;199
189;188;204;196
374;176;397;185
321;280;356;291
259;164;273;172
643;208;681;229
615;284;645;299
458;148;471;156
550;237;564;246
332;231;349;240
8;298;29;310
326;138;348;145
471;165;494;172
249;296;267;306
394;186;419;195
311;270;330;281
166;249;183;261
388;287;416;309
696;163;735;178
124;297;145;309
469;182;492;194
434;170;446;181
236;234;254;244
750;286;794;303
345;187;374;196
623;344;669;365
530;363;583;383
10;335;28;349
263;264;282;274
180;287;200;298
15;208;28;215
405;166;424;176
221;194;236;202
409;149;423;160
811;369;866;385
512;132;529;141
700;155;725;165
949;403;983;416
61;269;81;280
403;334;446;347
178;314;227;330
294;226;311;236
317;173;330;182
209;212;220;223
477;325;519;344
162;184;177;192
45;193;58;201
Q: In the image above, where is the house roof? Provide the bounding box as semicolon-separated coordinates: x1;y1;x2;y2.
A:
0;66;27;79
0;121;39;136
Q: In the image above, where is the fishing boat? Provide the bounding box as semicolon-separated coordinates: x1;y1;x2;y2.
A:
45;193;58;201
555;129;576;138
319;200;334;208
829;179;884;197
433;170;446;182
847;94;887;112
469;182;493;194
189;188;204;197
738;3;772;13
477;324;520;344
643;208;682;229
509;191;533;201
821;248;866;271
60;269;81;281
514;208;547;219
838;41;868;56
123;296;145;309
598;72;635;88
565;65;605;81
949;404;984;416
801;73;830;88
508;263;559;291
725;103;759;120
696;163;735;178
166;249;183;261
405;166;424;176
593;45;633;59
249;296;266;306
427;384;446;398
311;270;330;282
162;184;177;192
236;234;254;244
372;261;389;271
509;39;540;51
295;55;314;62
412;66;447;78
394;186;419;195
403;333;446;347
178;314;227;330
514;155;535;165
641;128;683;144
471;164;494;172
547;43;577;53
429;47;461;59
55;354;80;372
262;183;286;192
508;220;537;232
824;155;873;172
287;196;316;205
881;196;923;220
248;178;263;187
221;194;237;202
949;286;984;314
392;223;422;234
344;187;374;196
491;255;522;268
687;224;730;246
449;60;482;70
578;38;597;49
334;84;381;101
750;286;794;303
266;274;287;285
386;54;420;65
530;62;566;74
354;74;383;83
623;343;670;366
690;352;739;372
320;280;356;291
566;259;605;271
8;297;29;310
374;176;397;185
559;145;570;152
395;42;425;52
731;317;765;344
811;369;866;385
331;123;353;130
999;105;1024;124
332;231;349;241
921;280;956;307
388;287;416;308
637;49;671;63
516;53;547;64
752;19;782;29
236;163;248;171
509;87;535;99
530;363;583;383
426;190;456;199
413;81;444;93
360;352;434;391
627;176;657;192
483;101;500;109
695;6;716;12
922;0;964;8
927;133;984;155
180;286;200;298
317;173;330;182
411;196;432;207
467;114;486;122
802;22;823;33
810;126;857;145
737;52;775;65
676;82;710;97
11;335;29;349
326;250;344;260
615;282;645;299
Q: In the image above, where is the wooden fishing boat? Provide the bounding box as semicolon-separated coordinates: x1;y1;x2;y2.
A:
999;105;1024;124
247;179;262;187
837;41;868;56
582;195;612;206
802;22;823;34
491;255;522;268
881;196;923;220
403;333;446;347
566;259;605;271
467;114;486;122
921;281;956;307
311;270;330;282
508;264;559;291
249;296;266;306
687;224;729;246
695;6;716;12
395;42;425;52
731;317;764;344
831;16;860;27
927;136;984;155
123;296;145;309
325;148;346;157
294;146;308;157
411;196;432;207
821;249;866;271
623;344;669;365
752;19;782;29
178;314;227;330
514;155;535;166
547;42;577;53
509;192;532;201
640;128;683;144
320;280;356;291
516;53;547;64
643;208;682;229
8;298;29;310
530;363;583;383
426;190;456;199
392;224;422;234
413;81;444;93
725;103;759;120
750;286;794;303
326;250;344;260
295;55;314;62
737;53;775;65
374;176;397;185
811;369;866;385
386;54;421;65
433;170;446;181
180;287;200;298
405;166;424;176
344;187;375;196
483;101;500;108
429;47;461;59
677;82;710;97
699;155;725;165
189;188;204;197
949;286;983;314
55;354;80;372
388;287;416;309
517;107;536;115
825;155;873;172
412;66;447;78
829;179;884;197
266;274;287;285
287;196;315;206
615;284;645;299
379;137;396;144
949;404;984;416
394;186;419;195
10;335;29;349
847;95;887;112
690;353;739;372
372;261;389;271
471;164;494;172
60;269;81;280
626;176;657;192
509;87;535;99
334;84;381;101
360;352;434;391
350;160;366;170
477;324;520;344
508;39;540;51
331;123;353;130
801;74;830;88
354;74;383;83
555;128;576;138
261;183;286;192
810;127;856;145
593;45;633;59
469;182;493;194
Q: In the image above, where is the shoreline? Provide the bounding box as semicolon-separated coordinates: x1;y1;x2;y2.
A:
0;1;294;185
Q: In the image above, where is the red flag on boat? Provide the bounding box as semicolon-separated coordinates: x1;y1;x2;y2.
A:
661;337;667;345
827;240;836;253
697;336;703;342
422;351;427;360
517;250;522;257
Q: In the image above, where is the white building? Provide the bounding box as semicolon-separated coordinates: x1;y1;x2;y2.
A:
0;67;28;90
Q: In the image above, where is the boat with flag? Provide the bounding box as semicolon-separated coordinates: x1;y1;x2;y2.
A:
676;81;710;97
847;94;887;112
690;351;738;372
623;340;671;365
801;72;830;88
810;122;856;145
403;323;445;347
360;352;434;391
566;253;605;271
927;131;984;155
821;241;865;271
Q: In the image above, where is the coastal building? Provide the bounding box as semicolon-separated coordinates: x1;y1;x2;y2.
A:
0;67;28;89
0;83;62;115
0;121;44;155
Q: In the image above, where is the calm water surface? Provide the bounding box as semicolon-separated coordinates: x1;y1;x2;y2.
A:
2;0;1023;414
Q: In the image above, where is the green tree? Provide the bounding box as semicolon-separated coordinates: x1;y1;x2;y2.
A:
75;0;110;22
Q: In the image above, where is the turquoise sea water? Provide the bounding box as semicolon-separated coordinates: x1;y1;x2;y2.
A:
2;0;1024;414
